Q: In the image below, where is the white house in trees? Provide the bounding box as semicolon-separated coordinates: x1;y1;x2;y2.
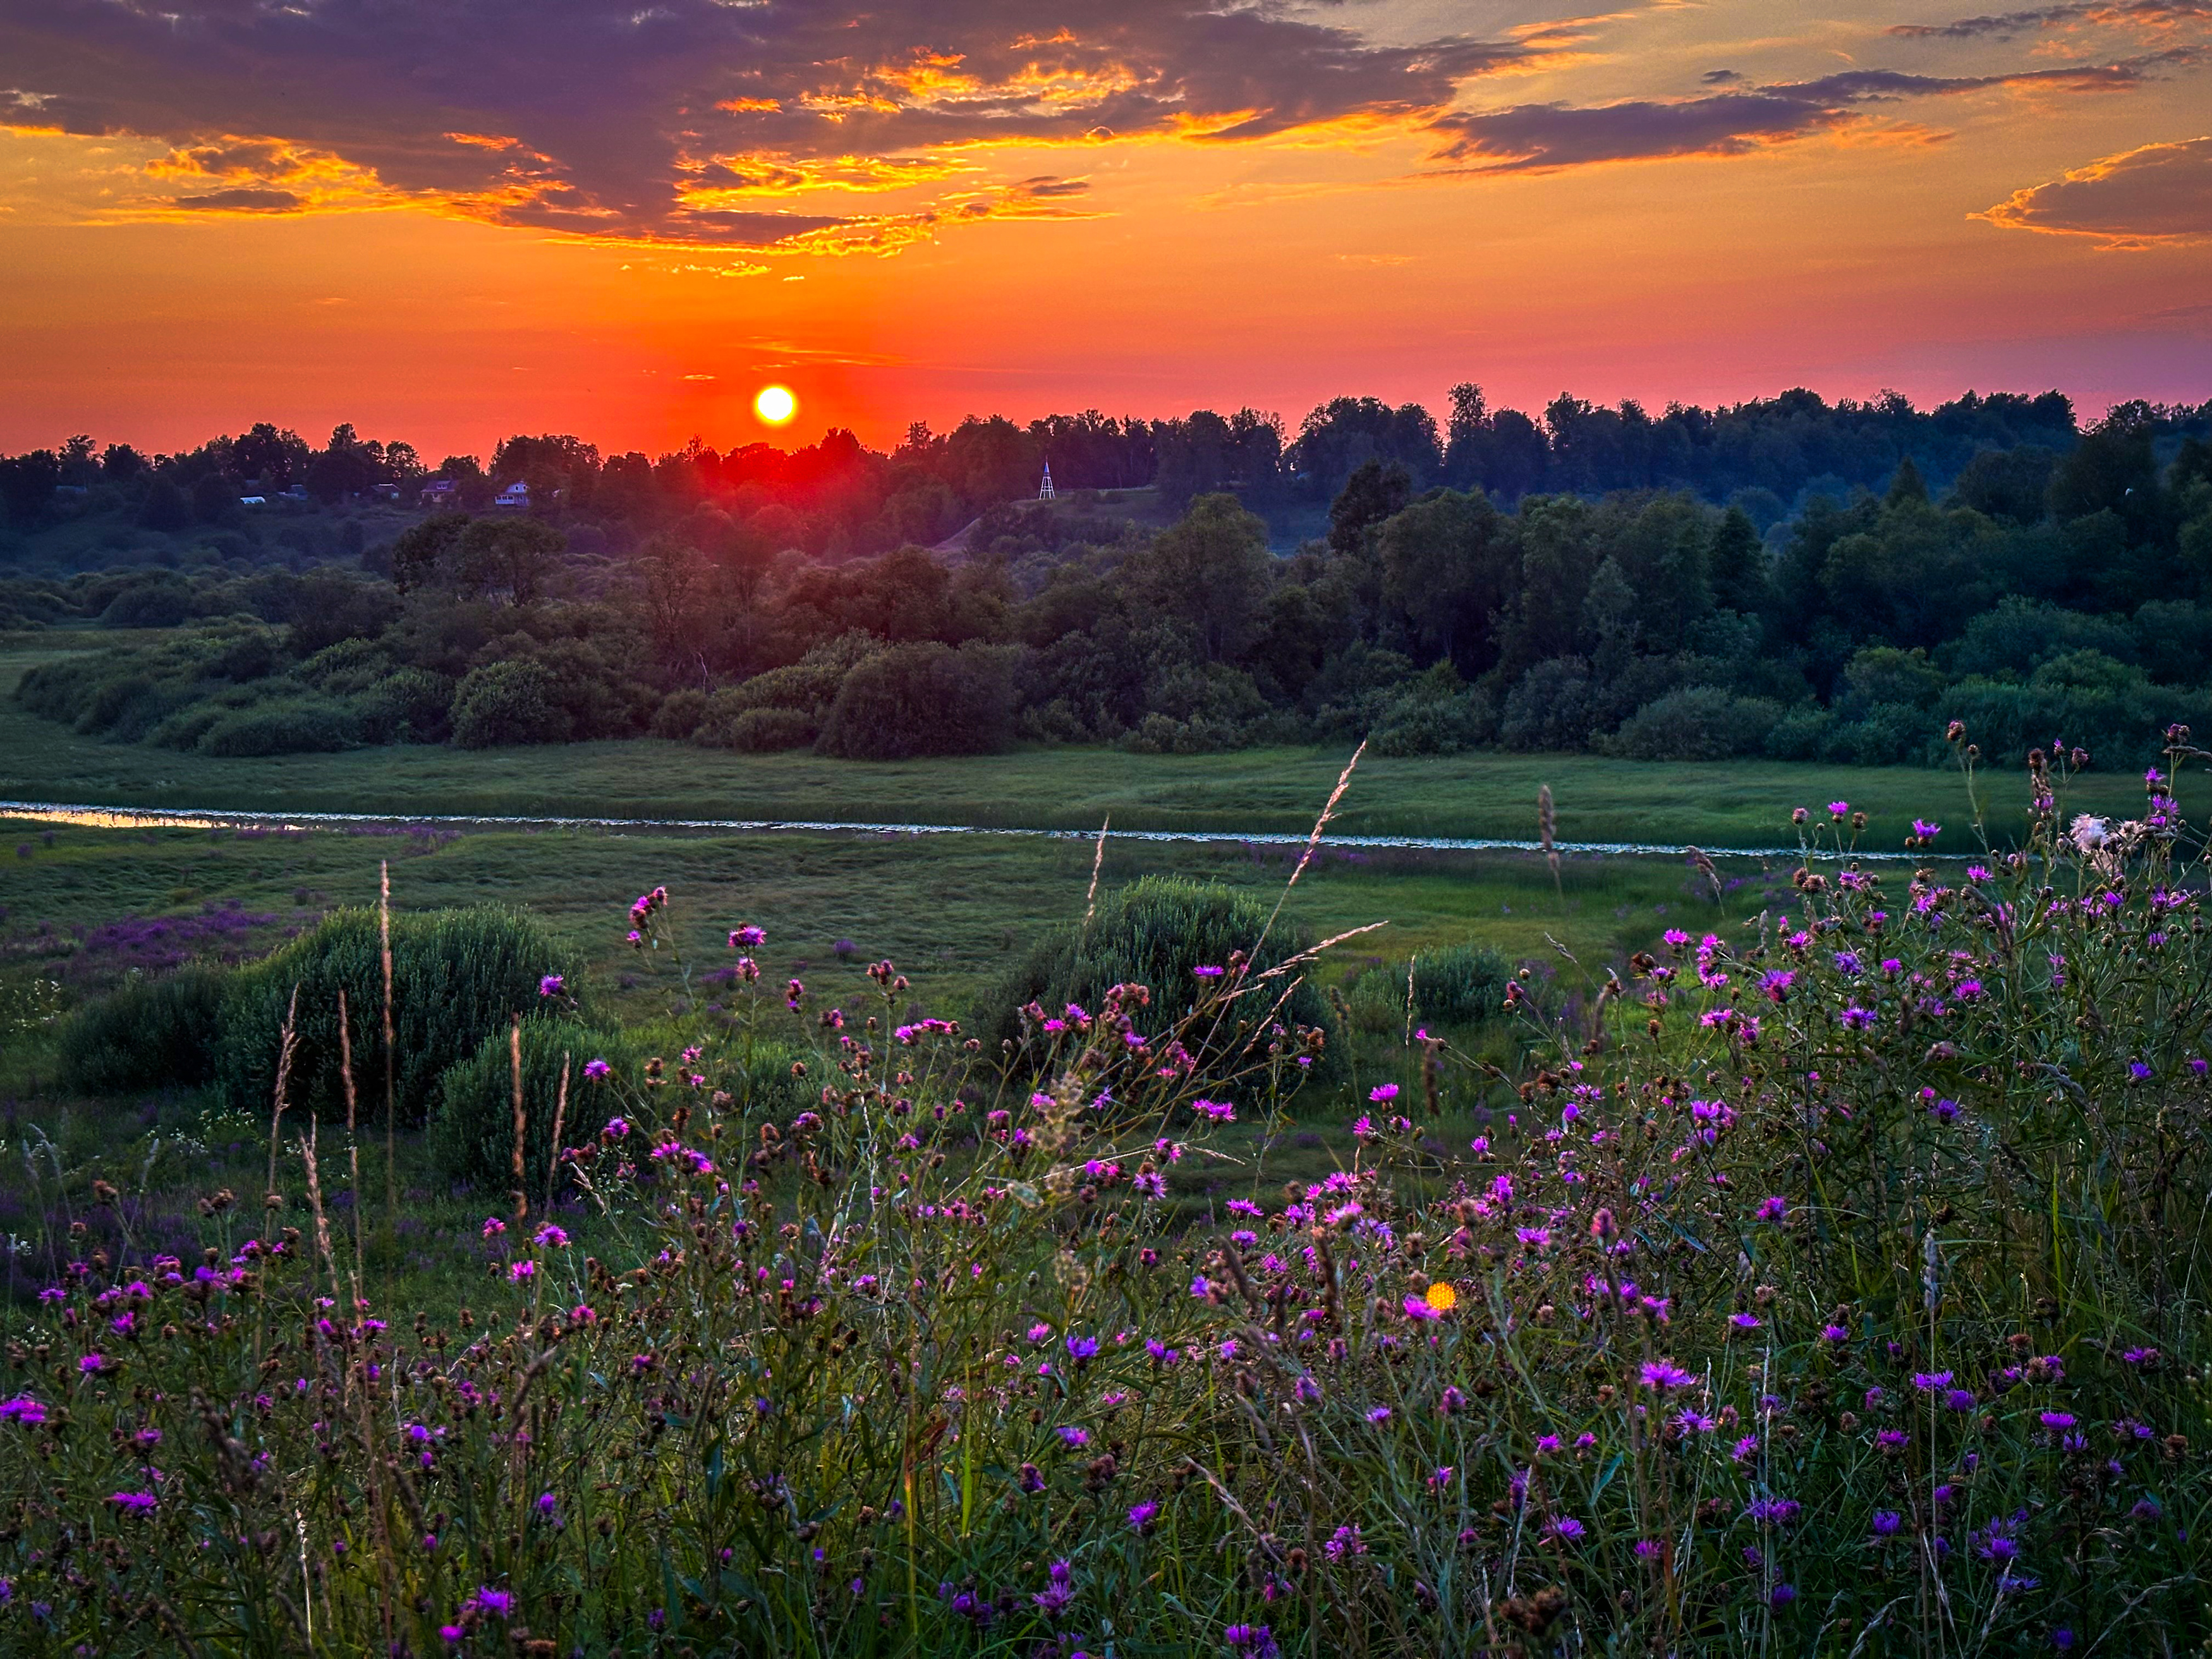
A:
494;480;530;511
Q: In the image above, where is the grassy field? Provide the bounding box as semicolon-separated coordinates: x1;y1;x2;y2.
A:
0;633;2154;846
0;816;1782;1057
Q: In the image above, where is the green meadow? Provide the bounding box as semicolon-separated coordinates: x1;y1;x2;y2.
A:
0;631;2151;847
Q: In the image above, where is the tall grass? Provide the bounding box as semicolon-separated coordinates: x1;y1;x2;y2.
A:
3;729;2211;1653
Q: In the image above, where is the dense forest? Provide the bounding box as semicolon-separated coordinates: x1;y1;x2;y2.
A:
5;385;2212;769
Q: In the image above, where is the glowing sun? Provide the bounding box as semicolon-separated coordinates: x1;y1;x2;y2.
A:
753;384;798;426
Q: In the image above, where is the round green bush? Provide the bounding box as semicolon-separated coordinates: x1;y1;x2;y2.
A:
58;967;227;1094
450;659;570;748
427;1018;633;1200
428;1023;813;1197
815;642;1017;760
975;874;1332;1076
197;696;363;757
214;906;587;1126
727;706;818;752
1408;943;1512;1026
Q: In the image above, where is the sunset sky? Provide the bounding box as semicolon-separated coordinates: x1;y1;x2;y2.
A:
1;0;2208;461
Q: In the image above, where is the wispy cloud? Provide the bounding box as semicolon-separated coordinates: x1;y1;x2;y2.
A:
1974;133;2212;243
1425;55;2191;173
1889;1;2211;40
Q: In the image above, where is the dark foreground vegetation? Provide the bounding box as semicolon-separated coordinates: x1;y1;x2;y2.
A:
6;389;2212;770
3;728;2211;1653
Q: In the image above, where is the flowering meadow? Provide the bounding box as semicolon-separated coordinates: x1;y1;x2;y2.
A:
5;729;2212;1655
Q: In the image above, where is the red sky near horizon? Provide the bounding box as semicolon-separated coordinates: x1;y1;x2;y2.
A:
1;0;2208;463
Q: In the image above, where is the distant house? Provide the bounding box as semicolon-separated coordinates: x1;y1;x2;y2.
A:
494;480;530;512
418;479;459;510
281;484;310;502
372;483;403;501
239;495;268;507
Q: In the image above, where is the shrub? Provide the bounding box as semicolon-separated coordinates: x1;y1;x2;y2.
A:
699;703;814;752
449;658;570;748
815;641;1018;760
1602;685;1784;761
197;695;363;757
1498;656;1598;751
976;874;1330;1072
361;667;455;744
648;688;708;740
1408;942;1512;1024
57;967;227;1094
428;1023;812;1198
426;1019;633;1200
214;906;585;1125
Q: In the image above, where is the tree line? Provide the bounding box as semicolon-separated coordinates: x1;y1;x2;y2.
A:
10;384;2204;568
11;397;2212;769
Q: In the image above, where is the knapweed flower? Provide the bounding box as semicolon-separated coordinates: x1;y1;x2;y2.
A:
1065;1335;1100;1363
533;1224;569;1248
107;1492;157;1514
604;1116;629;1138
1730;1313;1762;1331
1369;1083;1399;1103
1366;1406;1392;1424
1193;964;1225;979
1872;1509;1903;1536
1641;1361;1697;1392
1912;1370;1955;1391
481;1217;506;1238
1057;1425;1090;1448
729;925;766;948
1755;1195;1787;1223
1402;1294;1442;1323
508;1260;535;1282
471;1587;515;1619
538;974;564;997
1828;800;1849;818
1128;1500;1159;1534
1191;1098;1235;1122
0;1397;47;1426
1550;1516;1586;1543
1224;1625;1278;1657
2039;1411;2077;1431
582;1057;612;1081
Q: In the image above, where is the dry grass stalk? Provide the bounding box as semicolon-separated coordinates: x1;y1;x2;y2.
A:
1082;815;1111;928
265;983;298;1206
1539;783;1561;898
337;987;367;1288
1685;844;1721;904
1256;739;1365;956
547;1050;571;1202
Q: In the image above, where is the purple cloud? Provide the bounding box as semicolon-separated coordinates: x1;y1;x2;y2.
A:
1974;134;2212;243
1427;58;2190;173
0;0;1530;245
1890;1;2211;40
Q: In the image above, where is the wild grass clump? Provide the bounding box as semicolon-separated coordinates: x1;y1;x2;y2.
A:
215;905;586;1124
56;965;225;1093
6;726;2212;1654
976;872;1334;1074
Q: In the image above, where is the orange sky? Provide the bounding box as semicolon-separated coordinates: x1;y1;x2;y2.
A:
1;0;2206;460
